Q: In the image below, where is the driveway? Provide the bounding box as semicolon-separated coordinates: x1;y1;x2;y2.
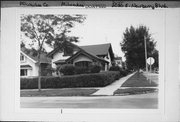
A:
21;92;158;108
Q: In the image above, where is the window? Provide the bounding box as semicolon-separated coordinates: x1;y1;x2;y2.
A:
20;69;27;76
20;54;25;61
75;61;91;68
63;47;73;56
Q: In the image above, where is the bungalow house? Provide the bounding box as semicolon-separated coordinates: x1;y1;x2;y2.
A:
47;41;115;74
20;47;51;77
20;41;115;77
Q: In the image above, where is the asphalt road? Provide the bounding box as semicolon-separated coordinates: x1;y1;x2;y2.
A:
21;92;158;109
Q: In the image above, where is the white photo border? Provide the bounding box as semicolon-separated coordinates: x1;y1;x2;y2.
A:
0;7;177;121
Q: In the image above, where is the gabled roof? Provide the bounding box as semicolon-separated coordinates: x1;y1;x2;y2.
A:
66;49;109;64
80;43;115;61
80;43;111;56
47;42;114;60
47;40;81;57
21;47;51;64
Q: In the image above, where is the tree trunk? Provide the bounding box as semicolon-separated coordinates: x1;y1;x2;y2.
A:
38;53;41;91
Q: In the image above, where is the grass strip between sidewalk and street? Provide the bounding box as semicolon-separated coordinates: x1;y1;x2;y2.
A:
21;88;98;97
113;88;158;96
121;72;158;87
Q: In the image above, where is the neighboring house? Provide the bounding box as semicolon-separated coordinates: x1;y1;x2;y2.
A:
114;56;123;67
20;47;51;77
47;41;115;73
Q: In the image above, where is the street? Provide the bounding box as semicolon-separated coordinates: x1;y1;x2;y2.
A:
20;72;159;108
21;92;158;108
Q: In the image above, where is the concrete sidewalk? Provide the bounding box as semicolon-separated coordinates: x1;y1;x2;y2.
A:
92;72;136;96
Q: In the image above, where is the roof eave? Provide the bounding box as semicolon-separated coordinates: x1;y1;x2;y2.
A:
66;50;109;64
20;51;37;63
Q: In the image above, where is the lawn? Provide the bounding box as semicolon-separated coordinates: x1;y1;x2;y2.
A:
121;72;158;87
21;88;98;97
113;88;158;95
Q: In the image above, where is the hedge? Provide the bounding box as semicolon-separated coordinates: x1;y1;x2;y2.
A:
58;64;101;75
75;67;89;74
21;71;121;89
59;64;75;75
109;65;129;76
109;65;121;71
89;64;101;73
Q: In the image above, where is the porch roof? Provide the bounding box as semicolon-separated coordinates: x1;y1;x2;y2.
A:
20;65;32;69
66;50;109;64
53;59;66;64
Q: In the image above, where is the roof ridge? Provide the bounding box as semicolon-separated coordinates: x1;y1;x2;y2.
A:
80;43;111;47
66;49;108;63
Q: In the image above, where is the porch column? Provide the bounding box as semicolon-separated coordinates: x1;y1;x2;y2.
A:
105;63;108;71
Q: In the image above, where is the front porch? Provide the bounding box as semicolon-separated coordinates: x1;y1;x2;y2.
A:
66;51;109;71
55;59;109;72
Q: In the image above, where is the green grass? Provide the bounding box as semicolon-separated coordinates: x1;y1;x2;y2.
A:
121;72;158;87
113;88;157;95
21;88;98;97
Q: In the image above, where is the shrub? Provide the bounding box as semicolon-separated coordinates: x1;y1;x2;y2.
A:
119;69;129;76
41;65;53;76
20;71;122;89
59;64;75;75
75;67;89;74
109;65;121;71
109;65;129;76
89;64;101;73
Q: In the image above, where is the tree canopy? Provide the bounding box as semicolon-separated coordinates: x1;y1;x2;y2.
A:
120;25;158;71
21;14;86;91
21;14;86;51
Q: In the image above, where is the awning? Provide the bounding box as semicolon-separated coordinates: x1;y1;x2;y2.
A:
20;65;32;69
54;60;66;64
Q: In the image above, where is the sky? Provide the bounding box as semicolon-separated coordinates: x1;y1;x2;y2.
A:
22;9;165;61
67;9;165;61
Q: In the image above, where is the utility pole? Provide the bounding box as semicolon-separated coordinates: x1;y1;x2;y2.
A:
144;36;148;72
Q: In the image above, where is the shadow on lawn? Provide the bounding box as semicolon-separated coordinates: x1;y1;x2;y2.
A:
121;72;158;87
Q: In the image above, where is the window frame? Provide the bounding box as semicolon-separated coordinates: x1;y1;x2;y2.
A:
20;69;28;76
20;54;25;62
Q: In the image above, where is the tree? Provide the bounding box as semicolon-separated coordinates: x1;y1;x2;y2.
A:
120;25;157;71
21;14;86;91
151;49;159;69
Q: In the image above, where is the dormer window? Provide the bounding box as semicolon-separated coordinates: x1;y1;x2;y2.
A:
63;47;73;56
20;54;25;61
